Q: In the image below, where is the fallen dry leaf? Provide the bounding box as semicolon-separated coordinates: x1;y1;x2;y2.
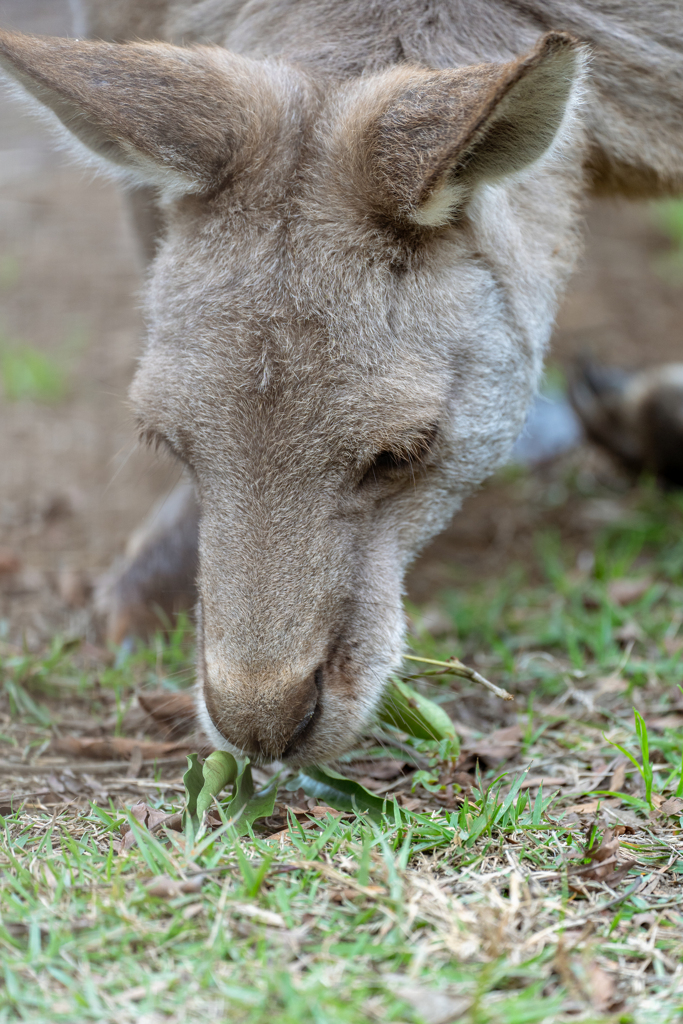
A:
639;874;662;896
520;775;567;790
563;799;614;815
657;796;683;818
646;714;683;731
614;621;644;645
145;874;205;898
330;886;360;904
383;975;470;1024
609;761;627;792
596;675;628;695
44;774;66;794
267;815;320;843
569;824;635;888
608;577;653;606
52;736;193;761
589;964;619;1013
306;804;345;819
120;979;168;1003
398;795;424;811
268;829;294;844
119;802;183;852
149;811;184;834
229;903;285;928
458;724;522;770
632;912;656;929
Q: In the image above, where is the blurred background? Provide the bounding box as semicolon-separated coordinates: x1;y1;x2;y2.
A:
1;0;682;646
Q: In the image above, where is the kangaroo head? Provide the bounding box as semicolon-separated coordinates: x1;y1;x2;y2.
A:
0;29;584;764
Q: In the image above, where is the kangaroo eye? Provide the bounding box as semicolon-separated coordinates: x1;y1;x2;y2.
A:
360;426;438;487
369;450;414;475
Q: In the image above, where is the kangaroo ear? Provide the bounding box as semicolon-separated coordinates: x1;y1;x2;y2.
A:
0;29;268;194
353;32;584;228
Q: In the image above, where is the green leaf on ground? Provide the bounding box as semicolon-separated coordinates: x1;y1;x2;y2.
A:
198;751;239;817
286;766;388;822
224;761;278;835
183;753;206;827
184;751;239;829
379;677;458;749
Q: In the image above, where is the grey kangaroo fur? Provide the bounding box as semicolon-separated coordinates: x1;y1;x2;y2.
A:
1;0;682;765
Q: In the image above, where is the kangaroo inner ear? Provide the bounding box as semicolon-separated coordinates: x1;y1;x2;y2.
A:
0;29;270;194
360;32;584;228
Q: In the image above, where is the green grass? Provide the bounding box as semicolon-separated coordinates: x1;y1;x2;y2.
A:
411;485;683;691
2;475;683;1022
652;198;683;278
0;340;67;402
0;248;89;401
0;810;581;1023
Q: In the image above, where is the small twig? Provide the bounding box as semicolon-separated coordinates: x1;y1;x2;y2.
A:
0;756;190;775
403;655;514;702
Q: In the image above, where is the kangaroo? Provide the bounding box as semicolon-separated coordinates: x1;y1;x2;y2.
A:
570;359;683;487
1;0;682;766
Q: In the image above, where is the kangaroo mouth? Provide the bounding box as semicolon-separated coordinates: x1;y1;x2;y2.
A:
195;618;328;764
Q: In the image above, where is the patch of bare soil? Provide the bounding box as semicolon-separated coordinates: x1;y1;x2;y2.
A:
0;0;180;646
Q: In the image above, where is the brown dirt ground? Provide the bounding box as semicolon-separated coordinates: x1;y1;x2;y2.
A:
1;0;682;644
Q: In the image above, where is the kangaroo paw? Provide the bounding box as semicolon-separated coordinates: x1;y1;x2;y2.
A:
96;480;199;644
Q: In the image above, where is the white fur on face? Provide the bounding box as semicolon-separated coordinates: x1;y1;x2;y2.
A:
411;179;470;227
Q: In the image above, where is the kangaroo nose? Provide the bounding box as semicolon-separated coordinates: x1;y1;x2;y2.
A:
251;665;322;760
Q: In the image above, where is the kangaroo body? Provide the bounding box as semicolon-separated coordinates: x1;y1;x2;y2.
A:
1;0;682;763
